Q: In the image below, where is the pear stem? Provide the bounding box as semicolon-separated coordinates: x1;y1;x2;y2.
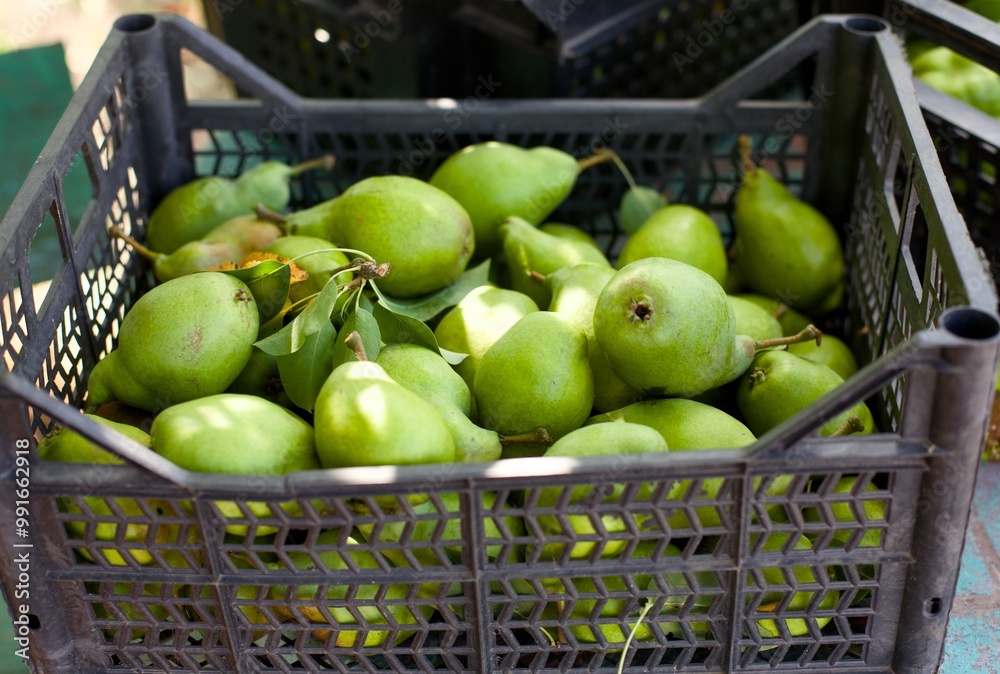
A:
525;269;547;284
108;225;161;262
605;150;639;192
288;155;336;176
356;259;392;281
499;427;554;447
829;415;866;437
617;600;655;674
253;203;287;225
577;148;617;172
772;303;789;321
738;134;757;176
754;324;822;352
326;261;362;278
344;331;368;361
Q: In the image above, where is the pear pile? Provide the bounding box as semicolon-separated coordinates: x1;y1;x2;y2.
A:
42;138;882;650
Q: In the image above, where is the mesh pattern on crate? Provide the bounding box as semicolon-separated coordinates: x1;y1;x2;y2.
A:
559;0;802;98
210;0;384;99
215;491;473;573
3;70;145;438
740;470;898;668
923;108;1000;279
53;494;205;570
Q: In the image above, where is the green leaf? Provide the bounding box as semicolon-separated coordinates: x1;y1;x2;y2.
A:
276;320;336;412
372;302;439;352
219;260;290;324
373;259;490;321
331;308;381;368
254;276;348;356
440;348;469;365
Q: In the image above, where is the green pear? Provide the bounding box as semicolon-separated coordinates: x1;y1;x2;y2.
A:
268;530;434;647
733;293;814;337
913;47;1000;118
616;205;727;285
729;295;783;342
189;557;273;642
114;214;283;282
39;415;180;566
88;581;174;639
734;137;844;315
546;263;642;413
376;343;519;462
585;399;775;530
146;156;334;254
150;393;320;536
645;544;717;641
263;235;354;305
376;343;472;416
737;351;875;437
803;476;885;549
552;573;654;646
787;334;859;380
434;285;539;389
538;223;601;250
594;258;818;399
535;423;668;560
356;491;525;569
39;414;151;459
86;272;259;412
803;476;884;580
474;312;594;452
501;216;611;308
325;175;474;297
619;185;668;235
594;257;740;398
313;360;456;468
585;398;755;450
748;531;839;639
429;142;604;257
271;198;338;238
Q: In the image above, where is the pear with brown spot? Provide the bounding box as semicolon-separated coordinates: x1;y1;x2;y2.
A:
87;272;259;411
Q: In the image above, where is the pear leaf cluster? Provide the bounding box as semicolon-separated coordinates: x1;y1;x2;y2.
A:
276;321;337;411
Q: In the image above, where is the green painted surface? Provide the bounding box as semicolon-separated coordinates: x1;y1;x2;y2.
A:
0;43;91;285
0;42;70;673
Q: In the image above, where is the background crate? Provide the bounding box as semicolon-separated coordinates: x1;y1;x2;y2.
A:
447;0;814;97
204;0;464;98
201;0;820;99
2;12;1000;674
885;0;1000;286
201;0;464;98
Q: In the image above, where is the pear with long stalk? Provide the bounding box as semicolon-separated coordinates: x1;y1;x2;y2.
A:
146;155;335;254
430;143;617;257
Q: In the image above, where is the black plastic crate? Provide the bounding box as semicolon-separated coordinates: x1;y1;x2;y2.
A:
201;0;464;98
885;0;1000;283
201;0;816;99
449;0;814;97
1;12;999;674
